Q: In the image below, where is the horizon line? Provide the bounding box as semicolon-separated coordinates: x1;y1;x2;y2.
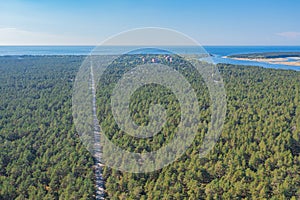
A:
1;44;300;47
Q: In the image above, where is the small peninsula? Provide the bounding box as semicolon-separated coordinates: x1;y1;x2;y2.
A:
226;52;300;66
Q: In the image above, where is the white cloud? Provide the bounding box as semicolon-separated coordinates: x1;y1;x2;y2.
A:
0;27;96;45
276;32;300;40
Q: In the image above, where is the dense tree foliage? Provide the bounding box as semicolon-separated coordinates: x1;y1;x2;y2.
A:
0;55;299;199
97;55;300;199
0;56;95;199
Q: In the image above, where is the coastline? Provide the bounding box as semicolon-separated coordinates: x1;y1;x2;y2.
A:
223;56;300;67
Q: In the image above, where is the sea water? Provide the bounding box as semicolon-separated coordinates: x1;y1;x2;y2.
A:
0;46;299;71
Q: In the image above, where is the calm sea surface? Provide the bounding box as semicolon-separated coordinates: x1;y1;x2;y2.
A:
0;46;300;71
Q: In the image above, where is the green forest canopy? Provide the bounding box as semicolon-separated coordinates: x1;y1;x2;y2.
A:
0;55;299;199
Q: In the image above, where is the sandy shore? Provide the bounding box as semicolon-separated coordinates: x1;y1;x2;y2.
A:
225;56;300;66
272;61;300;66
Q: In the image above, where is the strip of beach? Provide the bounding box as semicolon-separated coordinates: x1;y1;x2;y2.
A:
225;52;300;66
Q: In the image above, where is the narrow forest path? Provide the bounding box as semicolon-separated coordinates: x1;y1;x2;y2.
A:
91;65;106;200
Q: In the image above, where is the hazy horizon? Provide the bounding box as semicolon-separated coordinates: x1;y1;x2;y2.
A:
1;0;300;46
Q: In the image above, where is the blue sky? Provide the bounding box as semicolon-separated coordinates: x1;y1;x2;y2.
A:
0;0;300;45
